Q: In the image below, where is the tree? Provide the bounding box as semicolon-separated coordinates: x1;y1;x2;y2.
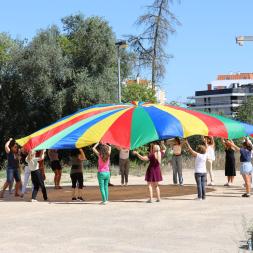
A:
236;97;253;124
122;83;157;103
128;0;180;88
0;13;135;166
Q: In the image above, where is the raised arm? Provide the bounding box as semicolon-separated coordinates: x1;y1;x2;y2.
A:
185;139;198;157
210;136;215;148
221;138;226;147
203;138;208;149
92;143;100;156
132;151;149;161
5;138;12;153
106;144;111;155
38;150;46;161
229;140;240;152
245;137;253;147
78;149;87;161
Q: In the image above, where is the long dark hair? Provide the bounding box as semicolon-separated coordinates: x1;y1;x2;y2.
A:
99;144;110;162
174;137;181;145
243;141;252;151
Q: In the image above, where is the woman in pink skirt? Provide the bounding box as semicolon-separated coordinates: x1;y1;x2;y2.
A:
133;142;165;203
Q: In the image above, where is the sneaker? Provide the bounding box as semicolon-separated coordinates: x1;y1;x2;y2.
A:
224;183;230;186
108;183;114;187
31;199;38;202
100;201;107;205
208;182;215;186
72;197;77;201
180;183;184;186
146;199;152;203
195;198;202;201
156;199;161;202
77;197;84;201
242;193;251;198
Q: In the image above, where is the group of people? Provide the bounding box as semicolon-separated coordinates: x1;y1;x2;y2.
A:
0;138;131;204
170;136;253;200
0;135;252;204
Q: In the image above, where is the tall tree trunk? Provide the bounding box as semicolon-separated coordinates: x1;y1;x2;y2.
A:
151;0;164;89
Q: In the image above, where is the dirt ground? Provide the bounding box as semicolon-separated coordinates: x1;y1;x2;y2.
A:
1;184;214;202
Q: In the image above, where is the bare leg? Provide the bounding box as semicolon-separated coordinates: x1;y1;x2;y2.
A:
148;182;153;201
54;172;57;188
15;182;21;196
154;182;161;201
55;170;62;189
245;175;251;194
0;181;10;198
78;188;85;200
72;188;77;199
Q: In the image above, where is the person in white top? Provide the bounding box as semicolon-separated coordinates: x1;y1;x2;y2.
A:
26;150;48;202
185;138;208;200
203;136;215;186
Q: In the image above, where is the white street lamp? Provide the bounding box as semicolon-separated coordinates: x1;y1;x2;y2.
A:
115;40;128;103
236;36;253;46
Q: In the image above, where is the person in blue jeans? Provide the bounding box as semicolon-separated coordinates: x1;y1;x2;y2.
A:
0;138;21;198
93;143;111;205
185;138;208;200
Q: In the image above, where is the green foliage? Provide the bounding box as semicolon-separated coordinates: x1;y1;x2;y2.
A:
237;97;253;124
122;83;157;103
0;13;134;165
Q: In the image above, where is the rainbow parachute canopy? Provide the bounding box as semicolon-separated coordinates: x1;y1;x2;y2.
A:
16;103;253;150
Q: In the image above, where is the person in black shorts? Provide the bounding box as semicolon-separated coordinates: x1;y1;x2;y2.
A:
70;149;86;201
48;149;62;189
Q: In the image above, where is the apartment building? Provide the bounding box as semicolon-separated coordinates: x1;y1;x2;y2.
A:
188;73;253;117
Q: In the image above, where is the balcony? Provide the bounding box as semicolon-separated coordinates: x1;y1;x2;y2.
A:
187;100;244;108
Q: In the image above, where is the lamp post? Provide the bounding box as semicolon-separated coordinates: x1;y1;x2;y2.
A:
115;40;128;103
236;36;253;46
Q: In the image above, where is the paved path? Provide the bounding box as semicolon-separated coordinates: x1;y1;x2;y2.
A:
0;169;252;253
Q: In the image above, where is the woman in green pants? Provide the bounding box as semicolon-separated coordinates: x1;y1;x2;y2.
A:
93;143;111;205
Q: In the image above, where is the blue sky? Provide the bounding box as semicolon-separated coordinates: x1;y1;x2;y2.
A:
1;0;253;103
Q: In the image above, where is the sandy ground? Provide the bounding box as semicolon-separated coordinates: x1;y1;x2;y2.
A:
0;169;252;253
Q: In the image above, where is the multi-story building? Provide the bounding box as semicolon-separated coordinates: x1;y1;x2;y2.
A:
188;73;253;117
125;76;167;104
